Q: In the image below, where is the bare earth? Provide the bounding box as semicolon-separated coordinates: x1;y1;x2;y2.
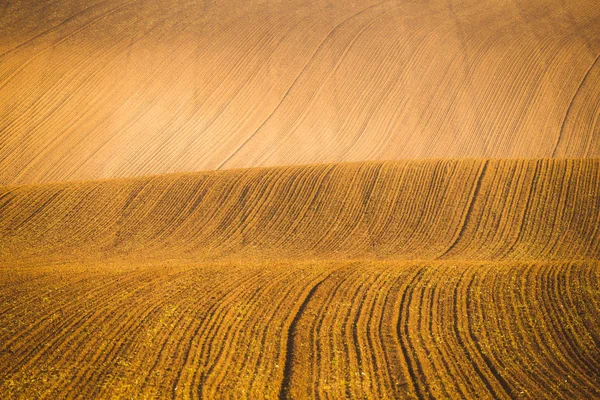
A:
1;160;600;398
1;0;599;398
1;0;600;184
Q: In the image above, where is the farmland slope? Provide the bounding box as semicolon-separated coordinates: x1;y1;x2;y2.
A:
1;260;598;399
1;160;599;398
1;0;600;184
1;159;599;265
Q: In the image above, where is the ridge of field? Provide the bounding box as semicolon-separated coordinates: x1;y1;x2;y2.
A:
1;0;600;184
1;259;598;398
2;159;599;266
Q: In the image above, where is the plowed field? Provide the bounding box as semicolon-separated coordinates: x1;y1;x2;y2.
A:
2;260;598;399
2;160;600;264
1;0;600;398
1;0;600;184
1;160;599;398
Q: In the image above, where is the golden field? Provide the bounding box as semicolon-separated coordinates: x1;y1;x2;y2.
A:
1;160;599;398
1;0;600;398
2;260;598;398
2;160;600;264
1;0;600;184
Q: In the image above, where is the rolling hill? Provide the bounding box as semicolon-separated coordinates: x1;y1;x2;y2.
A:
1;0;600;398
1;0;600;185
1;159;600;264
1;160;599;398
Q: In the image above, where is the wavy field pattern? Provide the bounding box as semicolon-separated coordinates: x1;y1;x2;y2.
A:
2;160;600;264
1;262;599;398
1;160;599;398
2;0;600;398
1;0;600;184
